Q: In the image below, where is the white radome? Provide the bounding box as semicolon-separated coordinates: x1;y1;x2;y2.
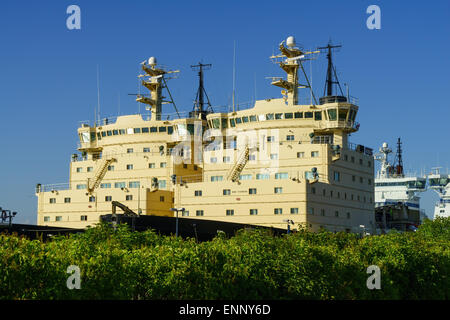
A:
382;142;388;148
148;56;157;66
286;36;296;48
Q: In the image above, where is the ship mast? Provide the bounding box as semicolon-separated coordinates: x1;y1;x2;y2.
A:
317;42;344;97
136;57;180;120
394;137;404;177
270;36;318;105
190;62;213;120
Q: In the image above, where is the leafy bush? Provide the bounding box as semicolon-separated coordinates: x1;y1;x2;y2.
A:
0;218;449;300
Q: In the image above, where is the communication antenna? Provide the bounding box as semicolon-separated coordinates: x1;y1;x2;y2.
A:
394;137;404;176
97;64;101;125
232;41;236;112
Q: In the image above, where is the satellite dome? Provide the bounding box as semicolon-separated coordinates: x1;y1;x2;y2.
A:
382;142;388;148
148;56;157;66
286;36;296;48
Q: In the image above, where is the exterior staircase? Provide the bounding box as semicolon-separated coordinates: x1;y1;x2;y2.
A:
227;146;250;182
88;157;115;192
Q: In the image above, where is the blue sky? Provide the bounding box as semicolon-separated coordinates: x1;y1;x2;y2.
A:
0;0;449;224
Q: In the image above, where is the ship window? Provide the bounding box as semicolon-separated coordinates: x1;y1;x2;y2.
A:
127;128;134;134
286;135;294;141
258;114;265;121
187;124;195;135
119;129;126;135
308;207;314;215
114;182;126;188
297;152;305;158
76;167;82;173
284;113;293;119
126;164;133;170
327;109;337;121
212;118;220;129
210;157;217;163
338;109;348;121
76;184;87;189
44;216;50;222
274;187;283;194
266;113;274;120
223;156;231;163
64;197;71;203
108;165;114;171
134;128;141;134
100;183;111;188
226;209;234;216
49;198;56;204
113;130;118;135
142;127;149;133
242;116;249;123
270;154;278;160
290;208;299;214
160;162;167;168
158;180;166;189
196;210;204;216
275;113;283;119
256;173;270;180
305;112;313;119
167;126;173;134
90;132;96;141
126;195;133;201
221;118;228;128
182;211;189;217
223;189;231;195
129;181;140;188
87;167;93;172
274;208;282;215
149;127;157;133
240;174;252;180
210;175;223;182
143;147;150;153
275;172;288;179
195;190;202;197
267;136;275;142
56;216;62;222
107;130;112;136
101;131;106;137
89;196;96;202
127;148;133;153
230;119;236;127
294;112;303;118
314;111;322;120
80;132;90;142
249;188;257;194
334;171;340;181
311;151;319;157
235;117;242;124
250;115;257;122
250;209;258;215
105;196;112;202
81;215;87;221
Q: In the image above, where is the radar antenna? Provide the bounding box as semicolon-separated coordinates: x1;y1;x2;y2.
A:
190;62;213;120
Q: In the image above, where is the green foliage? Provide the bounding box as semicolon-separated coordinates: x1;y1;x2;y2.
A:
0;219;449;300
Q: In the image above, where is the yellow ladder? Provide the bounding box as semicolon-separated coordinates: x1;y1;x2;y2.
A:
227;146;250;182
88;157;115;192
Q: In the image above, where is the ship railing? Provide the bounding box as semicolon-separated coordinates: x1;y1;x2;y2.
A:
318;120;359;130
347;142;373;156
40;183;71;192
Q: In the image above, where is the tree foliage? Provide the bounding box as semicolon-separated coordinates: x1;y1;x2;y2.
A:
0;218;449;300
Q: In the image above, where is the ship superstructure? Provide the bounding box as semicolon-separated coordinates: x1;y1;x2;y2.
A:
428;168;450;219
36;36;375;233
374;139;427;231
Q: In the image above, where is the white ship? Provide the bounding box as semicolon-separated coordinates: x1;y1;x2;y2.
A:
374;138;427;231
428;168;450;219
